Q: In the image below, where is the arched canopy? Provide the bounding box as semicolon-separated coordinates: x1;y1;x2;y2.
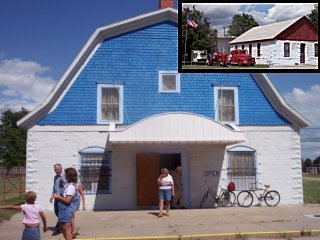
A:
109;113;245;145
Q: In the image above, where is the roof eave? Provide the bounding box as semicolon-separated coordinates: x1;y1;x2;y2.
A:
250;73;311;129
17;8;178;129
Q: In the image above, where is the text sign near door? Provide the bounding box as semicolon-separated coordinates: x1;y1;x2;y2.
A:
204;170;220;177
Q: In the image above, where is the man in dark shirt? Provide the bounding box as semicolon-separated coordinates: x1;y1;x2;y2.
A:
49;163;66;235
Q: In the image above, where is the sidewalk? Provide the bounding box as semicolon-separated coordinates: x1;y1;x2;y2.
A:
0;204;319;240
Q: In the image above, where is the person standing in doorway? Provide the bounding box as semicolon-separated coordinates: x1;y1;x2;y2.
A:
171;166;186;209
49;163;66;236
157;168;174;217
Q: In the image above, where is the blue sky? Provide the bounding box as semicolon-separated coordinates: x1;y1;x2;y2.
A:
0;0;319;159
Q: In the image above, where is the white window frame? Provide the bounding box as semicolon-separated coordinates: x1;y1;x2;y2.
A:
158;71;180;93
214;86;239;125
97;84;123;124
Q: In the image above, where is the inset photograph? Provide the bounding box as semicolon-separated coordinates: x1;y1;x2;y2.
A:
179;2;319;72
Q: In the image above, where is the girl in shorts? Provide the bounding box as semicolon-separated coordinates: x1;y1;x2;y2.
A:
0;191;47;240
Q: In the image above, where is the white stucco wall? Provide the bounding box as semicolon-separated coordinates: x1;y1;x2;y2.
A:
230;40;318;65
221;126;303;205
27;125;302;210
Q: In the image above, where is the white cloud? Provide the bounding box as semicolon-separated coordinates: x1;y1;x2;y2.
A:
283;85;320;159
264;4;314;24
190;3;315;36
0;58;56;113
284;85;320;127
0;98;35;114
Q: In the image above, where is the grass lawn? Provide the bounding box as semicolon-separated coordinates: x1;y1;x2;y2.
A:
0;176;24;221
303;173;320;203
182;64;270;69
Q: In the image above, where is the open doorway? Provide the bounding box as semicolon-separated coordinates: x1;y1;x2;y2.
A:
160;153;181;171
136;153;181;206
300;43;305;63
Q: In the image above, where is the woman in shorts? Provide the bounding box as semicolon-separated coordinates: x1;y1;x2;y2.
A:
157;168;174;217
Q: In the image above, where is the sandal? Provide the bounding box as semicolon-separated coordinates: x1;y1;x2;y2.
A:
158;213;163;217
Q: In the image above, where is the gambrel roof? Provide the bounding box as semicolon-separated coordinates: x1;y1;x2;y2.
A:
17;8;310;129
230;16;317;44
17;7;177;129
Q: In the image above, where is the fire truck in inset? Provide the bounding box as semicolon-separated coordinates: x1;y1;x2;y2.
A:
208;49;255;67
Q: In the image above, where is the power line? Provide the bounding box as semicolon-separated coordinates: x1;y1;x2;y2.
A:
301;139;320;142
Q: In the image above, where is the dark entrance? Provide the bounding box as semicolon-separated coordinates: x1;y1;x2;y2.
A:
136;153;181;206
160;153;181;171
300;43;305;63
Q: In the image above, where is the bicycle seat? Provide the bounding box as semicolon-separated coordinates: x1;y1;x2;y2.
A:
220;186;227;190
264;184;270;188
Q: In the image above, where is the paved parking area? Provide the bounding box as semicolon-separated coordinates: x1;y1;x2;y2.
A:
0;204;320;239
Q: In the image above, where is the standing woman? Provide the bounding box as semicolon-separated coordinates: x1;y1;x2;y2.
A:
70;181;86;238
157;168;174;217
54;167;78;240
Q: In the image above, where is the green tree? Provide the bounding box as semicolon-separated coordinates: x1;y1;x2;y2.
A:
0;108;29;168
182;7;217;61
308;4;318;29
302;158;313;172
228;13;259;37
313;156;320;166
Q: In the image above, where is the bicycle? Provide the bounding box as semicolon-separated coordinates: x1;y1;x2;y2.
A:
200;186;236;208
237;184;280;207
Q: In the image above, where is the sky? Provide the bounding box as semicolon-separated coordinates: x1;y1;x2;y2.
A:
183;3;316;37
0;1;319;159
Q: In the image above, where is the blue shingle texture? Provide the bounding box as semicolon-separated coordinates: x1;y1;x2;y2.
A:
38;21;290;126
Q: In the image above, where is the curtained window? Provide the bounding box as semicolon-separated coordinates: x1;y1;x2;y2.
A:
227;146;257;190
97;84;123;124
214;86;239;124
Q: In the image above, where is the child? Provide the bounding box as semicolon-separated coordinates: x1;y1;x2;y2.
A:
0;191;48;240
54;167;78;240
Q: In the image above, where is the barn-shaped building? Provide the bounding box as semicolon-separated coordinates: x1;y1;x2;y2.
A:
18;1;310;210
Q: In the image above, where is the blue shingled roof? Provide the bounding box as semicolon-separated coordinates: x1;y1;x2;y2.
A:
38;21;289;126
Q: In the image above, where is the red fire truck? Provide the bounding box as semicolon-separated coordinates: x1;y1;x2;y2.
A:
208;49;255;67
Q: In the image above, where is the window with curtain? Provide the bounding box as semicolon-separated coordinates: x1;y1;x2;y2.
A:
159;71;180;93
227;146;256;190
214;86;239;124
78;147;112;194
97;84;123;124
284;42;290;57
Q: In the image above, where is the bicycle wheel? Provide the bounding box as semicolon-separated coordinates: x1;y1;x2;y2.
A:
264;190;280;207
237;191;253;207
200;192;208;208
220;191;236;207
